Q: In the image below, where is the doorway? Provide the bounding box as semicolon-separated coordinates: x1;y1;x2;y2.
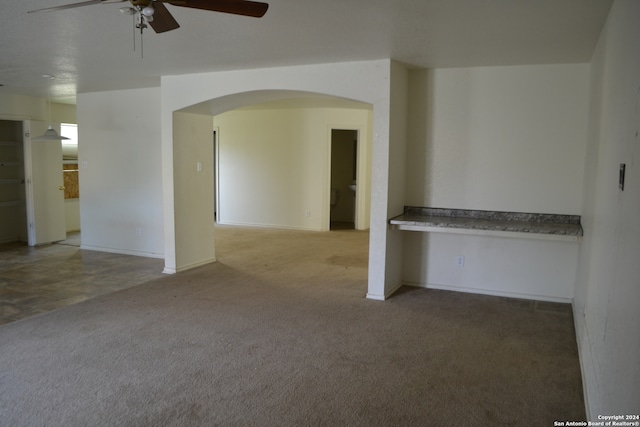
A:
0;119;67;246
60;123;80;246
330;129;358;230
0;120;28;243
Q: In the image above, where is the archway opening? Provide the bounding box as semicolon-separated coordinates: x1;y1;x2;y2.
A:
174;90;373;289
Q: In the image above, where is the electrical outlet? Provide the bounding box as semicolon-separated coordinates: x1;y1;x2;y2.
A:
456;256;465;267
305;210;311;218
135;227;142;237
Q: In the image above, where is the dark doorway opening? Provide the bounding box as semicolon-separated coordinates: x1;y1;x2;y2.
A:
330;129;357;230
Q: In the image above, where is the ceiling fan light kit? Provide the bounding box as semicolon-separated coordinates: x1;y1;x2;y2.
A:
34;126;70;141
141;4;154;21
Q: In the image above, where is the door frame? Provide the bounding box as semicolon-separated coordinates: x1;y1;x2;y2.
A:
213;126;220;223
23;120;36;245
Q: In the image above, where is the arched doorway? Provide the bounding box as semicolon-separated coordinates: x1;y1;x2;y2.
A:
160;61;404;300
168;91;373;279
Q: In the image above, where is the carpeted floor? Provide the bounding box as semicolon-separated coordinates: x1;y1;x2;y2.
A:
0;226;585;426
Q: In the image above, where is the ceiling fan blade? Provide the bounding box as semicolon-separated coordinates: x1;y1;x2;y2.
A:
165;0;268;18
28;0;124;13
148;1;180;33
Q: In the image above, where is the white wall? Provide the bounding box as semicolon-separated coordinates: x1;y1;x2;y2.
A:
51;103;77;125
0;93;74;124
402;64;589;301
172;111;215;271
378;61;409;299
403;233;579;301
65;199;80;232
406;64;589;213
574;0;640;417
77;87;164;258
213;107;372;231
0;93;46;121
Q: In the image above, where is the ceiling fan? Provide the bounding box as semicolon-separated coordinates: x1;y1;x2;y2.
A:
28;0;269;34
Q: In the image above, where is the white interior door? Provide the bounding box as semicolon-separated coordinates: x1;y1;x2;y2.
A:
23;120;66;245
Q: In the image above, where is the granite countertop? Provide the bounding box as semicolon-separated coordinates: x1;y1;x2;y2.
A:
389;207;583;238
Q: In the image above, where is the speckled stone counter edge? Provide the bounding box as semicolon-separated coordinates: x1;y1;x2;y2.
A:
390;206;583;237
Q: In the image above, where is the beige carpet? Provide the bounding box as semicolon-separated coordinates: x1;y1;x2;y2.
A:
0;226;585;426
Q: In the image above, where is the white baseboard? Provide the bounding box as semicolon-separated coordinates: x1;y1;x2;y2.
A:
217;220;322;232
366;282;403;301
404;281;573;304
80;244;164;259
573;307;594;419
173;257;217;273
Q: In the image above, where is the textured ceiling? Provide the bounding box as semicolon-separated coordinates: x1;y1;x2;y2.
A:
0;0;612;103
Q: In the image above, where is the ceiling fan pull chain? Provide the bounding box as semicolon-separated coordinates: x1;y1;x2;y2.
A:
139;13;145;58
132;13;136;53
132;12;146;58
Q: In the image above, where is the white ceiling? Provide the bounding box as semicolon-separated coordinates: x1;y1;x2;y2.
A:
0;0;612;103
